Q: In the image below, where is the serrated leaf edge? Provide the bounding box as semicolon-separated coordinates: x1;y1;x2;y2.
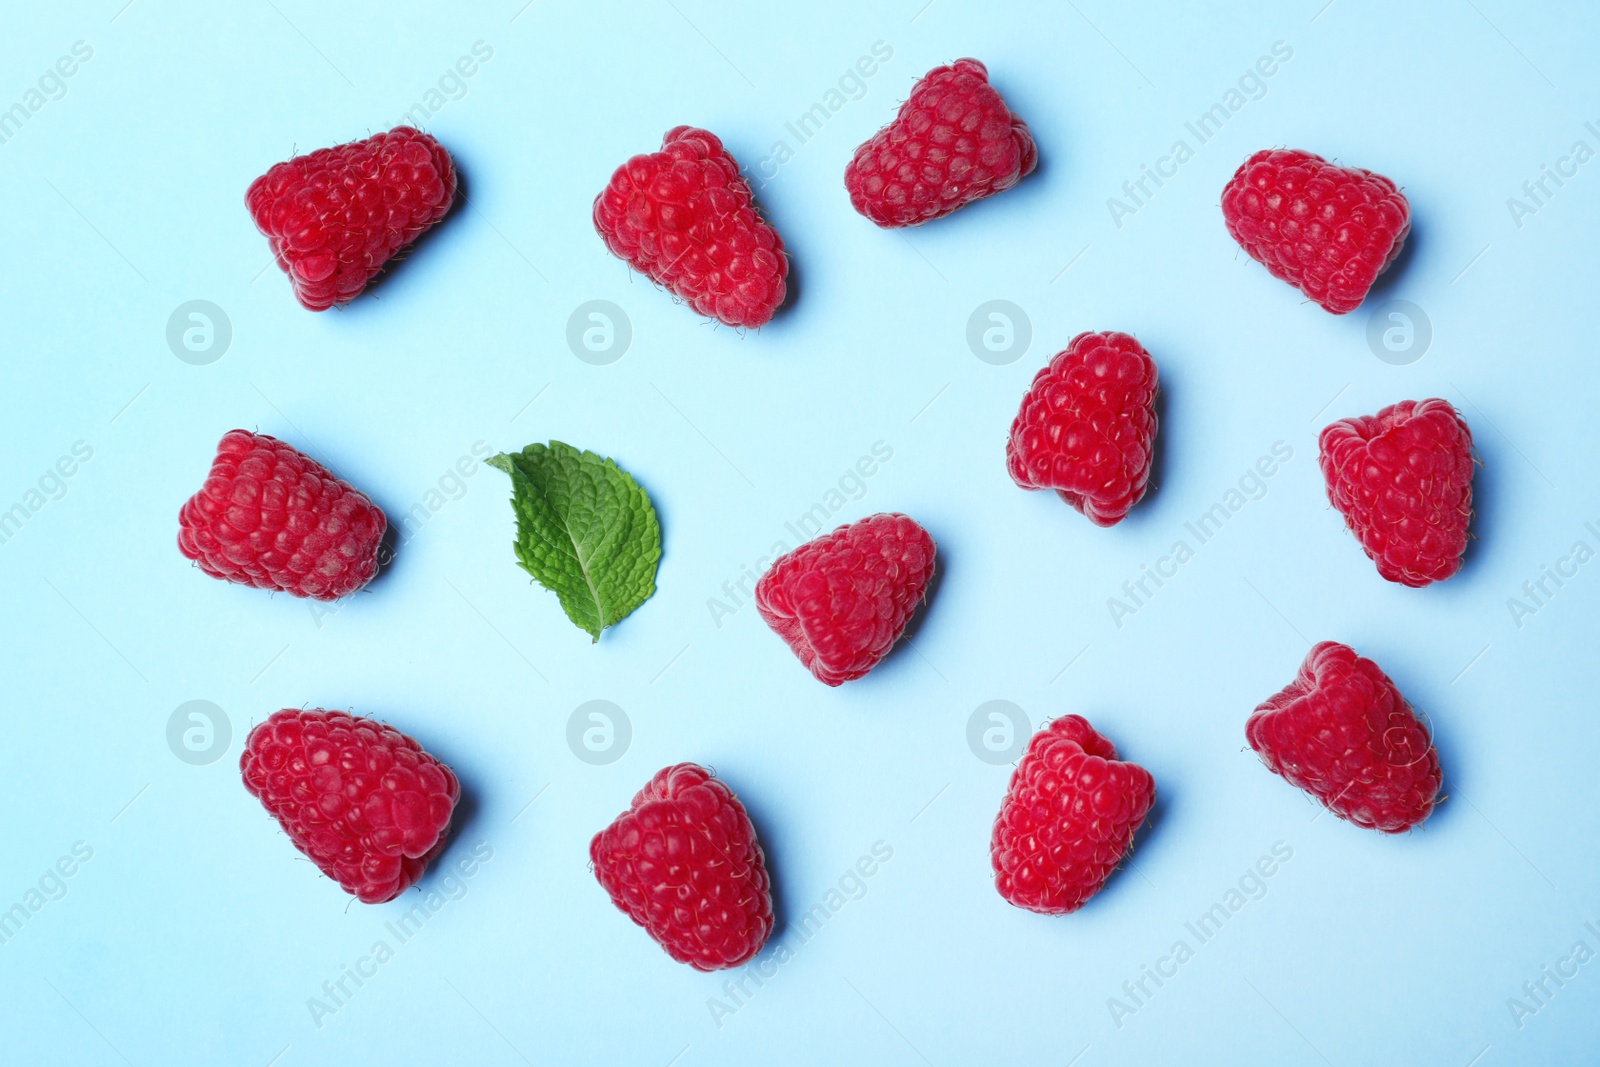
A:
487;442;661;642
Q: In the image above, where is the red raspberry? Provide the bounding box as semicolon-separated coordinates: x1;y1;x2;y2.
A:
246;127;457;311
845;58;1037;227
178;430;387;601
240;709;460;903
1220;148;1410;314
1247;642;1441;833
990;715;1155;915
1319;398;1474;587
590;763;773;971
755;513;936;686
593;126;787;329
1006;331;1159;527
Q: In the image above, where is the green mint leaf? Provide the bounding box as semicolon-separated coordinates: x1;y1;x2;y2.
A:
486;442;661;642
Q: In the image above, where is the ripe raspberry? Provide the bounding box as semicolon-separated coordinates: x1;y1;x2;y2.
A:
845;58;1037;227
178;430;387;601
1006;331;1159;527
1247;642;1441;833
1319;398;1474;587
1220;148;1410;314
755;513;936;686
591;763;773;971
990;716;1155;915
241;709;460;903
593;126;787;328
246;127;457;311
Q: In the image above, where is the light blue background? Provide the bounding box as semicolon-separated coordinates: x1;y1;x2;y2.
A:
3;0;1599;1063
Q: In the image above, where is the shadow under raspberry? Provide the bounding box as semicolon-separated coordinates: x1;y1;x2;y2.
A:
1364;214;1421;303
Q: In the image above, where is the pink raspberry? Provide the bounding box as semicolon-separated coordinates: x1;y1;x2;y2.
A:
246;127;456;310
591;763;773;971
1248;642;1442;833
755;513;936;686
178;430;386;601
1221;148;1410;314
845;58;1037;227
593;126;788;328
1006;331;1160;527
240;709;460;903
991;716;1156;914
1319;398;1474;586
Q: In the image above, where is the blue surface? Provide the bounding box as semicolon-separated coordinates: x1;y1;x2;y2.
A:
3;1;1599;1063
